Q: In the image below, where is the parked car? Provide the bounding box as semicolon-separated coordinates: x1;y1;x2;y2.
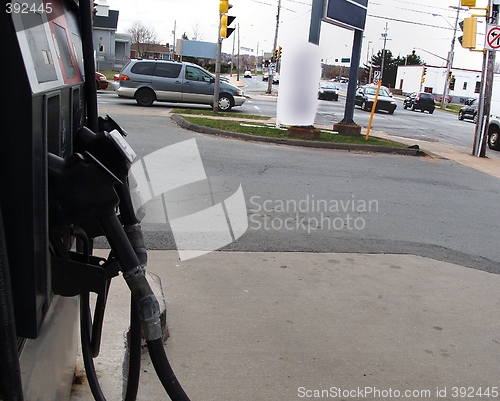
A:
318;82;339;101
244;70;252;78
354;85;397;114
111;73;120;90
439;95;452;104
262;73;269;81
403;92;436;114
458;98;478;123
95;71;109;90
116;60;245;111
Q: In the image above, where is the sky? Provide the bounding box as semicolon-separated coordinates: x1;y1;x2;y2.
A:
102;0;491;71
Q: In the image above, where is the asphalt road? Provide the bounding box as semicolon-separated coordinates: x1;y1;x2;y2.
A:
100;79;487;154
96;96;500;275
241;77;483;150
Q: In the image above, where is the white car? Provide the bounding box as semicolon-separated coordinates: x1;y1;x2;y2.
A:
244;70;252;78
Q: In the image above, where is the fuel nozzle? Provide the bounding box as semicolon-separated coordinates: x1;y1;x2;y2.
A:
47;152;121;228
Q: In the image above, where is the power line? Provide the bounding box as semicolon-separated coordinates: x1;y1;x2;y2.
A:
367;13;455;30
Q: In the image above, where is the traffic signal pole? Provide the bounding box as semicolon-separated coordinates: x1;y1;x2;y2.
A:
214;0;236;114
441;1;461;110
473;0;497;157
267;0;281;94
213;28;222;114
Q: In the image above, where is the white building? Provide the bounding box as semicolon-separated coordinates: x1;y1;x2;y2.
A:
396;65;483;105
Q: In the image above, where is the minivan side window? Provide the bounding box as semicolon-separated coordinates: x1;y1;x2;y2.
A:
130;62;156;76
154;63;182;78
185;66;213;82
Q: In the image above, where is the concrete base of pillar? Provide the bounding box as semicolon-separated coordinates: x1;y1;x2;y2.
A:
287;125;321;139
333;123;362;136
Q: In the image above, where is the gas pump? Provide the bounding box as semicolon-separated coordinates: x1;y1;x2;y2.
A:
0;1;190;400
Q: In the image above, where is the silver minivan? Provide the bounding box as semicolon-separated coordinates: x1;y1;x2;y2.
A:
116;60;245;111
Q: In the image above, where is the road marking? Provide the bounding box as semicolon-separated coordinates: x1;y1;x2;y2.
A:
254;106;260;110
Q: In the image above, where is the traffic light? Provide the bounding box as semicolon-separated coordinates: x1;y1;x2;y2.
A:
460;0;476;7
219;0;235;39
277;46;282;59
219;0;231;13
448;70;452;80
220;15;236;38
273;48;278;60
458;17;477;49
421;67;427;83
449;75;456;90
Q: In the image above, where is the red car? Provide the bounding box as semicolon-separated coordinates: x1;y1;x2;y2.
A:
95;71;109;90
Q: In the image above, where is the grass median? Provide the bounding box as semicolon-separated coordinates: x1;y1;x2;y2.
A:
178;114;406;148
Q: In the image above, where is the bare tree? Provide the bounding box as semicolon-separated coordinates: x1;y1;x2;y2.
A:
128;21;160;58
192;20;204;41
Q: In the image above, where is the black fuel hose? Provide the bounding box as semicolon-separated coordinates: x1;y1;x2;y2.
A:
124;296;142;401
80;292;107;401
78;0;98;132
99;213;191;401
80;290;143;401
74;227;141;401
0;207;24;400
147;339;191;401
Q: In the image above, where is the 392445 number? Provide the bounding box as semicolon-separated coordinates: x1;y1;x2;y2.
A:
451;387;499;398
6;2;53;14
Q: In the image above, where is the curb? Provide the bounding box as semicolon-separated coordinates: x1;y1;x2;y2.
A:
170;114;426;157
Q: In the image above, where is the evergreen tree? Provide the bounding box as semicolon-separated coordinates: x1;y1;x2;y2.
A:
363;49;399;88
397;50;424;66
362;49;424;86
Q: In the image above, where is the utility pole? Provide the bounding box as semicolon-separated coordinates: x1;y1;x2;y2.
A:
213;18;223;114
237;23;240;81
230;32;235;76
267;0;281;94
441;0;462;110
380;22;390;83
473;0;497;157
172;20;176;59
367;40;373;83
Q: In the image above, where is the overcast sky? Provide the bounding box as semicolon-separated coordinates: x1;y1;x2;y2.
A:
103;0;490;71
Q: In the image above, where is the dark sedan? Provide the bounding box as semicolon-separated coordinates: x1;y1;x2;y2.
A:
403;92;436;114
355;85;397;114
458;98;478;123
318;83;339;101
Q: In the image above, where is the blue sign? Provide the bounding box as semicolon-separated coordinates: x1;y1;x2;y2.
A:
325;0;368;31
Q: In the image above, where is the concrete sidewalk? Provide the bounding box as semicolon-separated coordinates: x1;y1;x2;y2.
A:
70;250;500;401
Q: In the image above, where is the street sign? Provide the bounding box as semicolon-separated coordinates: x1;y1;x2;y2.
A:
374;71;381;80
485;25;500;51
324;0;368;31
341;57;351;63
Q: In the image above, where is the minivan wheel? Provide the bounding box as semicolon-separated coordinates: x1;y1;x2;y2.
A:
135;88;155;107
489;128;500;150
218;94;234;111
473;113;478;124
